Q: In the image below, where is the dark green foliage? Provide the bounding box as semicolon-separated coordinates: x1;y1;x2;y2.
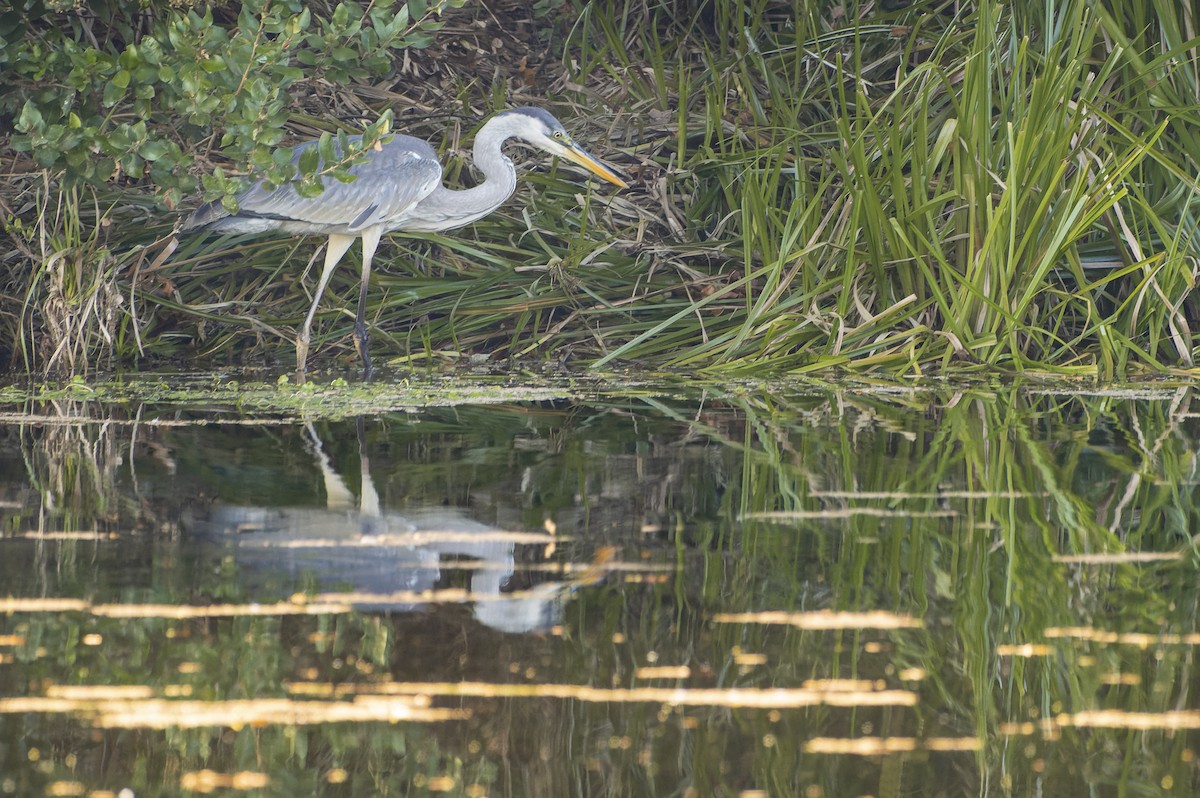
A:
2;0;457;209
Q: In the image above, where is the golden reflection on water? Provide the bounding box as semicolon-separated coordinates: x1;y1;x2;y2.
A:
1052;552;1183;563
1061;710;1200;729
15;530;117;540
634;666;691;680
732;648;768;667
1002;710;1200;733
713;610;922;630
0;678;923;730
0;693;468;728
1099;672;1142;686
46;685;154;700
255;529;559;547
0;586;633;619
800;679;880;692
1045;627;1200;646
999;721;1061;739
808;490;1040;499
805;736;982;755
0;598;91;612
740;508;957;520
179;770;269;793
996;643;1052;657
1;596;356;616
287;680;918;708
93;600;355;618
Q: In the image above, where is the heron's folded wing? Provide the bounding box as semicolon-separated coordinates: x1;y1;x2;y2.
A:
233;136;444;232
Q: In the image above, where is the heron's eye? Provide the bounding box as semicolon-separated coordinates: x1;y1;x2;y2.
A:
552;131;565;140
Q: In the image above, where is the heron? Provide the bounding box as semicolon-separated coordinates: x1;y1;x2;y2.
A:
181;106;627;378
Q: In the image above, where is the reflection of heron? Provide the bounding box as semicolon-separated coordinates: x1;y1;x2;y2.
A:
190;420;596;634
181;107;628;377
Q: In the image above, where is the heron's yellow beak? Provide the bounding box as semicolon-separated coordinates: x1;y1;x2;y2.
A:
560;143;628;189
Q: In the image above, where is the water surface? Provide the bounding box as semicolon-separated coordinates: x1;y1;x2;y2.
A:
0;377;1196;796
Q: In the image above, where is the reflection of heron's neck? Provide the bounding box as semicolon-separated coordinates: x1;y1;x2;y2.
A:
414;118;520;232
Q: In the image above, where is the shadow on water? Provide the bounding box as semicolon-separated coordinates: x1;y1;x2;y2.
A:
0;379;1198;796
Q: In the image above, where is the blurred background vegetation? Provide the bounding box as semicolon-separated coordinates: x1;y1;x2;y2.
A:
2;0;1200;378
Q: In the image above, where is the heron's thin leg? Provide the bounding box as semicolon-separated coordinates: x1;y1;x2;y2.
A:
297;233;356;379
354;226;383;379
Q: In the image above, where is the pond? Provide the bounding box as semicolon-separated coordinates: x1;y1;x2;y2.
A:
0;375;1197;797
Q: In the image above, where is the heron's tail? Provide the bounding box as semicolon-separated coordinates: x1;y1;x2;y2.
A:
179;200;230;232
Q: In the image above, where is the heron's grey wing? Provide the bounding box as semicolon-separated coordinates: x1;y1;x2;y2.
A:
234;135;443;232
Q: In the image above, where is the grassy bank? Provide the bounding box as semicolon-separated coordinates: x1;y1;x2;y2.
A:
2;0;1199;378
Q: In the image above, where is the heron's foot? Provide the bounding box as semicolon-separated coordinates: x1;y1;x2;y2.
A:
353;326;373;381
295;335;311;384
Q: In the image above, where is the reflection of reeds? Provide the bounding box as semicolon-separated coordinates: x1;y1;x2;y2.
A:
16;399;125;528
673;381;1197;794
2;383;1199;795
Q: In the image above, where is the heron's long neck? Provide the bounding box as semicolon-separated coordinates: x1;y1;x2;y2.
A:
416;121;518;232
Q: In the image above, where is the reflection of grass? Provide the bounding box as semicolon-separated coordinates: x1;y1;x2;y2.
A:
2;381;1198;795
701;382;1198;795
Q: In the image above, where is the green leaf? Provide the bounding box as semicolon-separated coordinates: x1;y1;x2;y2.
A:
140;140;169;161
295;178;324;199
102;80;125;107
140;36;163;66
405;32;433;49
118;45;139;70
317;133;337;166
298;145;319;176
122;153;144;176
16;101;44;133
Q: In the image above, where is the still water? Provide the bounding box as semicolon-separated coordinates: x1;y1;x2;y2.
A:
0;377;1197;796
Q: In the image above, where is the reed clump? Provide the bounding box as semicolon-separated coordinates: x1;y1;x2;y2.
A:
1;0;1198;378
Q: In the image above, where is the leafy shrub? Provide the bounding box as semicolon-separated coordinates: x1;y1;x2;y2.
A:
2;0;461;210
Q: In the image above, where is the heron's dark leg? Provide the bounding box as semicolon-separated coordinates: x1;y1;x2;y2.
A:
355;226;383;380
298;233;356;381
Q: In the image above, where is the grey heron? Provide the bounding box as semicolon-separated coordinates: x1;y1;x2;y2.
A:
181;107;627;377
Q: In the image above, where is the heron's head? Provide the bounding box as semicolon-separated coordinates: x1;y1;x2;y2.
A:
498;107;628;189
